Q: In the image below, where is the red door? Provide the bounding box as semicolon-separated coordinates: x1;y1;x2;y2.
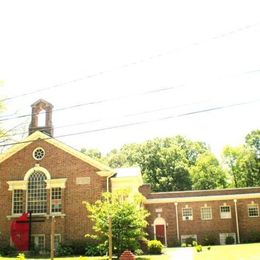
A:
155;224;165;244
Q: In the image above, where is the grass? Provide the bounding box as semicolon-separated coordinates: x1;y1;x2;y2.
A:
194;243;260;260
0;254;169;260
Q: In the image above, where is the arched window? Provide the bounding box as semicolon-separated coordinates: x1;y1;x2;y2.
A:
27;171;47;213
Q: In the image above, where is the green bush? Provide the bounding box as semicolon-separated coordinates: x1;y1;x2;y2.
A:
185;236;196;246
134;249;144;255
202;233;217;246
195;245;202;252
0;245;17;256
225;236;235;245
55;243;73;256
147;240;163;255
242;231;260;243
85;243;107;256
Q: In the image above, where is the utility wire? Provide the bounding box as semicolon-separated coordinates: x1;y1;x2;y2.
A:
1;21;259;103
1;67;260;123
0;97;259;148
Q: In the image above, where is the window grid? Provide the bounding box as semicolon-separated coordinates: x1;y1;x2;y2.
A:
31;235;45;251
248;205;259;217
54;234;61;250
27;171;47;213
220;206;231;219
13;190;23;214
51;188;62;213
182;208;193;220
201;207;212;220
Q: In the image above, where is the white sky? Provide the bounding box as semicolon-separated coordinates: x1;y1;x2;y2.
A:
0;0;260;157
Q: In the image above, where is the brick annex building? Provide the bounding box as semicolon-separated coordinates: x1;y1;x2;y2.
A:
0;99;260;251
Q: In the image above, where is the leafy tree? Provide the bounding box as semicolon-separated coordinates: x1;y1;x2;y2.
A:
222;145;258;187
245;130;260;158
84;190;149;257
190;152;227;190
80;148;102;160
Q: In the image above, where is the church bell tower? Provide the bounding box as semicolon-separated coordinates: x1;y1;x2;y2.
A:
29;99;54;137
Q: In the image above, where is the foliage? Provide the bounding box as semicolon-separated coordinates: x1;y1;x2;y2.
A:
134;249;144;255
201;233;217;246
147;240;163;254
195;245;202;252
222;144;259;187
55;243;74;256
190;152;227;190
16;253;25;260
185;236;197;246
84;190;149;257
241;231;260;243
225;236;235;245
0;245;17;256
104;136;210;192
85;243;107;256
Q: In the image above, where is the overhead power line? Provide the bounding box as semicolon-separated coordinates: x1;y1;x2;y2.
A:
1;67;260;123
1;21;259;103
0;97;259;148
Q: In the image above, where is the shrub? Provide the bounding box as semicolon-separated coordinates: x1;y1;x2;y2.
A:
202;233;217;246
0;245;17;256
134;249;144;255
55;243;73;256
195;245;202;252
181;243;186;247
147;240;163;255
85;243;107;256
225;236;235;245
185;236;196;246
242;231;260;243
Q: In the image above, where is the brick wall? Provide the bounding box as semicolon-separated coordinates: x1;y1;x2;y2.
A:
0;139;107;249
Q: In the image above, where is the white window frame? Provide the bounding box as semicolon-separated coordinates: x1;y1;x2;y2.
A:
12;189;24;215
182;207;193;221
26;171;48;214
51;187;62;214
31;234;45;251
220;205;231;219
201;207;212;220
219;233;236;245
248;204;259;217
54;234;61;250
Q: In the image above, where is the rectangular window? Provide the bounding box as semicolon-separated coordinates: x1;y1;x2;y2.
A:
180;234;197;244
220;206;231;219
201;207;212;220
51;188;62;213
54;234;61;250
13;190;24;214
219;233;236;245
248;204;259;217
31;234;45;251
182;208;193;220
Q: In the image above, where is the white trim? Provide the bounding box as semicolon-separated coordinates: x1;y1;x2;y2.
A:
7;180;27;191
24;166;51;181
220;205;231;219
201;206;212;220
144;193;260;204
248;204;259;217
46;178;67;189
153;217;167;246
0;131;114;176
31;234;45;251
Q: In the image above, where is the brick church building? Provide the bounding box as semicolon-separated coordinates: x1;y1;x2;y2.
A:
0;99;260;251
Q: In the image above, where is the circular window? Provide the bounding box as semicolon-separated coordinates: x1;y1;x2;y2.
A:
33;147;45;160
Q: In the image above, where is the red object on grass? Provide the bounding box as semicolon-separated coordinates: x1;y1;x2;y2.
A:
10;213;29;251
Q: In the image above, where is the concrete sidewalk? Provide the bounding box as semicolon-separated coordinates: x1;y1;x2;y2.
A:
165;247;193;260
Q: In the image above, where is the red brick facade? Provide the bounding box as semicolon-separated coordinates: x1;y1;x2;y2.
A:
1;100;260;251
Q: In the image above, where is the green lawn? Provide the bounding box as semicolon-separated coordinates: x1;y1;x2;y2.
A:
194;243;260;260
0;254;169;260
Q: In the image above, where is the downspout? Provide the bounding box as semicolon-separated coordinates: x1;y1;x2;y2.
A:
234;199;240;243
175;202;180;242
107;172;116;192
